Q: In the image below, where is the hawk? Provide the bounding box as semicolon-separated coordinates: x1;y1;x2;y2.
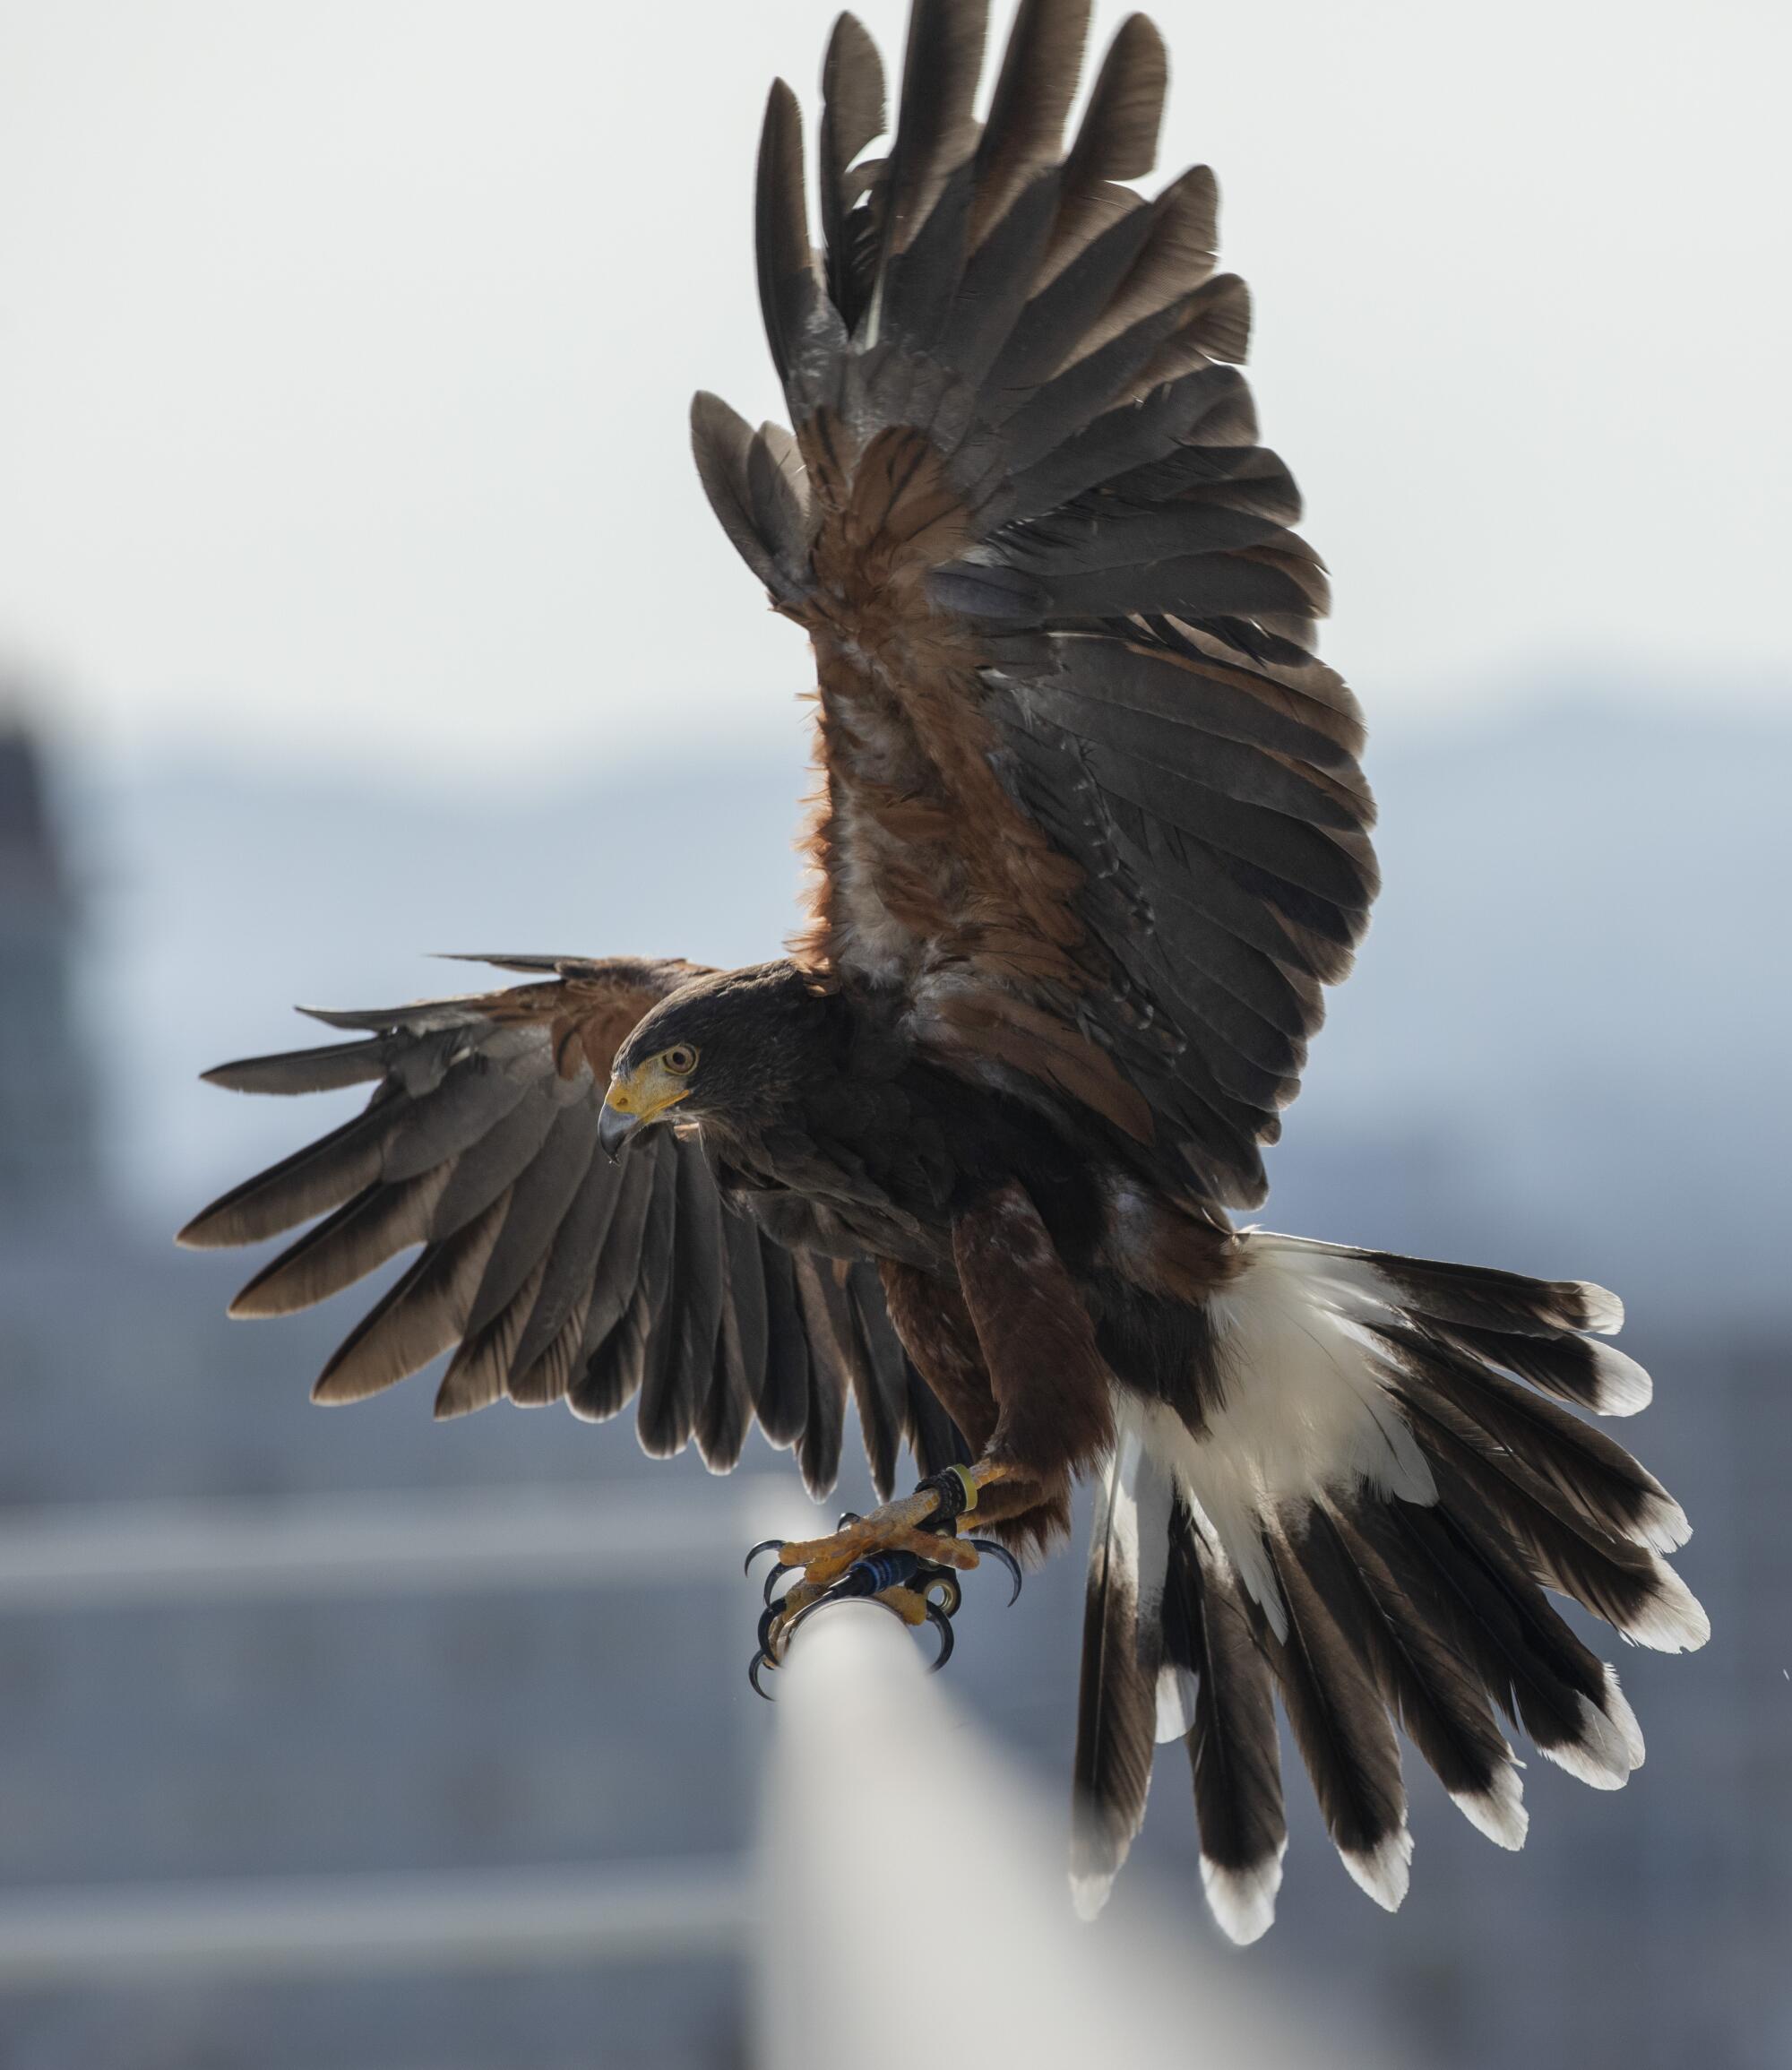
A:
184;0;1706;1942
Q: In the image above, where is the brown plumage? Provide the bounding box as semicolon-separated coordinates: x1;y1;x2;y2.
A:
186;0;1705;1943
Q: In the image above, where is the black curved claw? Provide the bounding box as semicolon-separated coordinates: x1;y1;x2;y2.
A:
756;1601;785;1655
745;1538;784;1578
836;1511;862;1531
925;1600;956;1671
761;1562;792;1607
748;1649;778;1701
966;1537;1023;1606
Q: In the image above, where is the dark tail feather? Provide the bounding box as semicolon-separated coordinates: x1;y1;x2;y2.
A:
1363;1494;1646;1793
1162;1504;1286;1944
1380;1320;1688;1555
1262;1519;1411;1911
1070;1438;1172;1918
1316;1503;1527;1850
1401;1389;1708;1655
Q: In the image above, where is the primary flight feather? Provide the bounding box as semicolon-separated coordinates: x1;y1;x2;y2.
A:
185;0;1704;1942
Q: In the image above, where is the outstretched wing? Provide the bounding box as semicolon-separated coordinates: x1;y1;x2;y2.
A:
180;954;964;1499
694;0;1374;1208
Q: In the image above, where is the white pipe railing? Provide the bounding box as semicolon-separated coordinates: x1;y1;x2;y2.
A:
754;1603;1382;2070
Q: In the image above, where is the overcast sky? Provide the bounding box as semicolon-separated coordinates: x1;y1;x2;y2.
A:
0;0;1785;779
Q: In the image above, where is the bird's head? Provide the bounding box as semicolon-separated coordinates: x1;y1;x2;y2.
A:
598;961;832;1159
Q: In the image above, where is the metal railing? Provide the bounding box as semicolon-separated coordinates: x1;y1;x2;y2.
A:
754;1603;1368;2070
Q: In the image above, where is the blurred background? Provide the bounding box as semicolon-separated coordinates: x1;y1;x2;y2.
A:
0;0;1788;2064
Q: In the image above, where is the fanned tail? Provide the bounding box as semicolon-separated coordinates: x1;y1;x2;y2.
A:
1071;1232;1704;1942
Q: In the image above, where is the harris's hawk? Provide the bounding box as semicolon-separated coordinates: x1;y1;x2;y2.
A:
184;0;1706;1942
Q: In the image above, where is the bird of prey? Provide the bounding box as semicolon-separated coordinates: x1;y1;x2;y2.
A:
183;0;1707;1943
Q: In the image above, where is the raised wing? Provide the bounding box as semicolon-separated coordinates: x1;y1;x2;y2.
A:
179;954;964;1498
694;0;1375;1208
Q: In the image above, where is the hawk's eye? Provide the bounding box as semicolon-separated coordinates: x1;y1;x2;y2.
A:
662;1043;699;1077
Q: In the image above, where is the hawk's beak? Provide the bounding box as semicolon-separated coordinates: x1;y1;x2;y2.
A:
598;1096;638;1161
599;1061;690;1160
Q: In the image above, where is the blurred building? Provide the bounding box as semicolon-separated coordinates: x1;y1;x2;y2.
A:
0;727;93;1208
0;727;760;2069
0;723;1783;2068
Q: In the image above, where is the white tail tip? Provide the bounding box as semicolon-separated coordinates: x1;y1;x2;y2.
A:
1340;1824;1412;1912
1451;1763;1529;1850
1201;1846;1285;1945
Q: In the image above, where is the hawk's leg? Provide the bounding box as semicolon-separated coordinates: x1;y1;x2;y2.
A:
746;1183;1106;1692
745;1462;1026;1693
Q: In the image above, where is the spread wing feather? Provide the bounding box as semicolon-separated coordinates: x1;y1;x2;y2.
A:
181;956;959;1499
694;2;1374;1206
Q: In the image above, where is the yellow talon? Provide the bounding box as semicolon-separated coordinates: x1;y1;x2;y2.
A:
778;1518;978;1577
746;1463;1021;1695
